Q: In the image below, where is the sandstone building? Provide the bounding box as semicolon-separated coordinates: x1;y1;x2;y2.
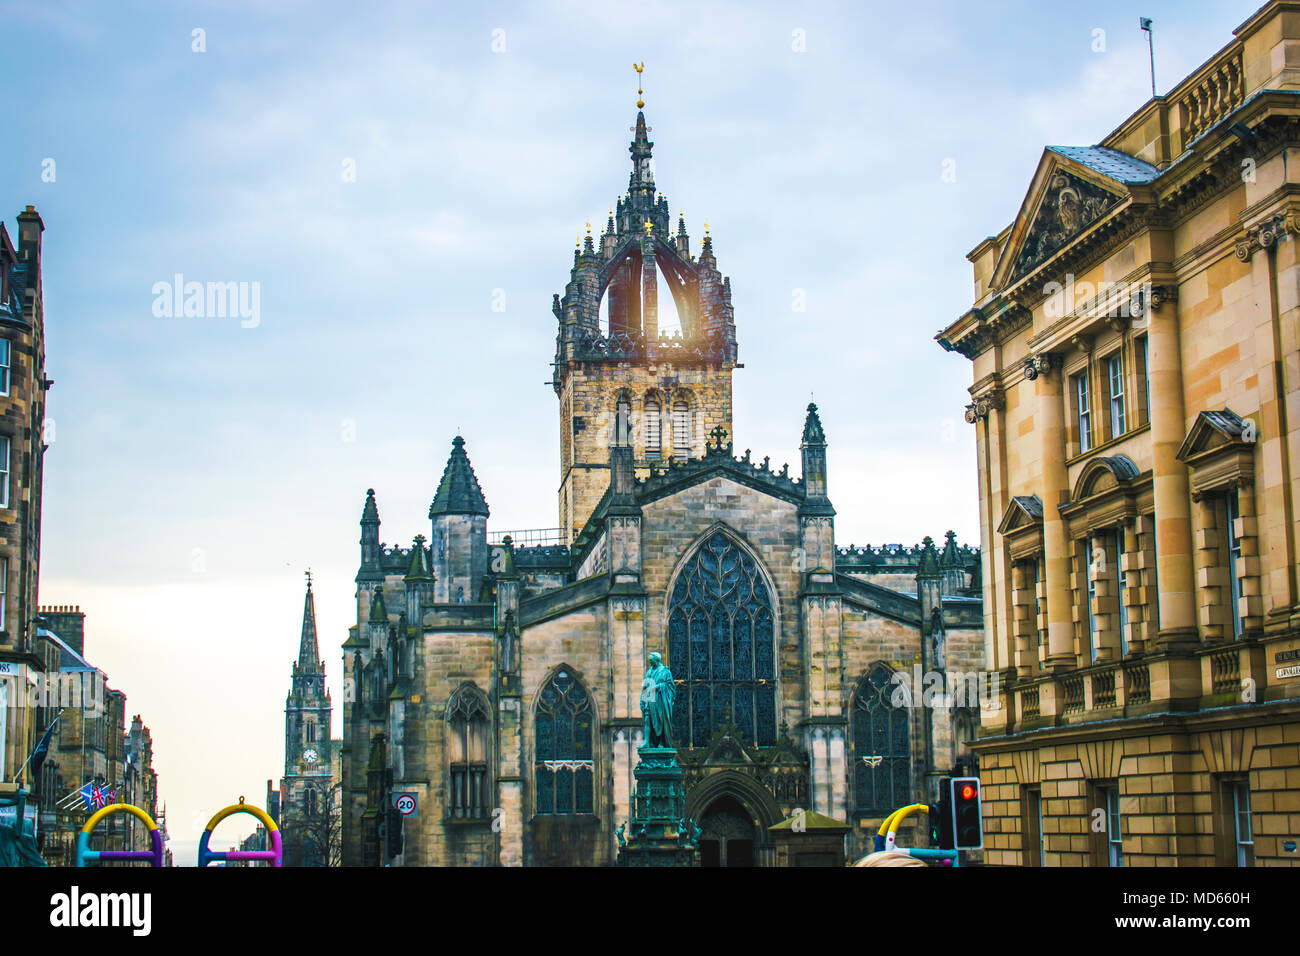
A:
938;0;1300;866
340;104;984;866
0;207;55;830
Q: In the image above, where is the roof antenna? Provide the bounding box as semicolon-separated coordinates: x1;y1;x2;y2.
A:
1140;18;1156;98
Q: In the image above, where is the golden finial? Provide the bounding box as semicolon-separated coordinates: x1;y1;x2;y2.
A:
633;62;645;108
644;218;653;235
704;220;710;236
585;221;591;235
576;234;581;248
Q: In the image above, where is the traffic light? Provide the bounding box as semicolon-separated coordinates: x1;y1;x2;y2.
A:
951;776;983;850
384;805;404;859
933;777;953;849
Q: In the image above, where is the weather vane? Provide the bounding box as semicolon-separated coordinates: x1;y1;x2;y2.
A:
634;62;645;109
305;567;312;589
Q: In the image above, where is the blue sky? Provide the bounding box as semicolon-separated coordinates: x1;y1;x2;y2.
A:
0;0;1263;859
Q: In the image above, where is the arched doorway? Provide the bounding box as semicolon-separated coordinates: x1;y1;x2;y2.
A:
697;795;756;867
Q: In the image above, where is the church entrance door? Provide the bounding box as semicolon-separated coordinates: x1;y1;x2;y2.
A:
697;795;756;867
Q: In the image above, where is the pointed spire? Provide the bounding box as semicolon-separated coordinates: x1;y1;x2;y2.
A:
917;536;942;579
361;487;379;524
802;402;826;446
939;530;961;568
298;574;320;668
429;435;490;518
369;586;388;623
405;534;433;581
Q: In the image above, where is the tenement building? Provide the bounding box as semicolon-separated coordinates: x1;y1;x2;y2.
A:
0;207;53;818
938;0;1300;866
340;99;984;866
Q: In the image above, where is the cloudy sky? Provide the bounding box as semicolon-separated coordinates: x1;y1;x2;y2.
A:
0;0;1262;859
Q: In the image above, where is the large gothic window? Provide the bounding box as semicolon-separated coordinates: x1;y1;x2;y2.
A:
535;669;594;815
668;531;776;748
447;685;491;819
853;665;910;813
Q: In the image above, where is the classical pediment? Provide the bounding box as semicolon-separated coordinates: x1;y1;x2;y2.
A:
1177;409;1249;462
996;495;1043;535
1176;408;1256;498
1072;454;1140;502
990;147;1156;290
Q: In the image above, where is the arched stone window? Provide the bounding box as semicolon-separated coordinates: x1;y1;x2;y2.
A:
644;397;662;458
615;391;632;447
672;398;691;459
853;664;910;813
535;669;594;815
447;685;491;819
668;531;776;748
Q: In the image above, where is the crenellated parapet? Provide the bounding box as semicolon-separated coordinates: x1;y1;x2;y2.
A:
635;427;804;505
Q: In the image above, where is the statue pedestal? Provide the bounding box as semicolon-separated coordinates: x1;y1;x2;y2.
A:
616;746;699;867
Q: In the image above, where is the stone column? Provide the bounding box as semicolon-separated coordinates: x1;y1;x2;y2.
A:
1011;559;1034;677
1031;354;1074;669
496;696;524;867
828;728;847;821
1146;291;1198;644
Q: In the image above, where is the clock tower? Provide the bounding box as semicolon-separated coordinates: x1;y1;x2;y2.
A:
281;573;334;866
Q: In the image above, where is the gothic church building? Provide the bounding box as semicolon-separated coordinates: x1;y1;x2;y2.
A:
340;107;984;866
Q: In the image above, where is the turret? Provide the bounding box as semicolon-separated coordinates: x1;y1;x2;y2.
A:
938;530;967;595
429;436;490;604
797;403;835;571
404;534;435;626
916;536;944;655
358;489;382;583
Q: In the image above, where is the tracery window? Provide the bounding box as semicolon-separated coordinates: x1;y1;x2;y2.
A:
667;531;776;748
534;669;594;814
853;664;910;813
448;686;491;819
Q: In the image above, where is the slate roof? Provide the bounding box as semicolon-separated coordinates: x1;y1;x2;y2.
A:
429;436;490;517
1046;146;1160;184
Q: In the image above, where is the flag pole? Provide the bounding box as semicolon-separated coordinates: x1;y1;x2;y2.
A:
11;708;64;785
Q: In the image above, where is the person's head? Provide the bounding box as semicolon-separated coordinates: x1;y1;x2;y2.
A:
648;652;662;666
853;850;928;867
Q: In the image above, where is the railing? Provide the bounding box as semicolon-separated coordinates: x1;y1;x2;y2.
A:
1020;685;1040;720
1175;50;1245;151
1210;647;1240;696
488;528;566;547
1061;675;1085;714
1092;669;1116;709
1124;663;1150;705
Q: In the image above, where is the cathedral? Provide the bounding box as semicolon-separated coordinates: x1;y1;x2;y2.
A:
339;102;985;866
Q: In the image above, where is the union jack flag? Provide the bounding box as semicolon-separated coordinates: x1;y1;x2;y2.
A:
91;785;105;809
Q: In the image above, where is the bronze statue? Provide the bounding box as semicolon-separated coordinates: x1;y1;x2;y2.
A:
640;652;675;748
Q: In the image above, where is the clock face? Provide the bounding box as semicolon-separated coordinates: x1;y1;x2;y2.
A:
303;748;319;765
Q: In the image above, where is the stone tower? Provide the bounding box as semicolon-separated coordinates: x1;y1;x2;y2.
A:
282;575;333;866
428;435;489;604
552;108;739;540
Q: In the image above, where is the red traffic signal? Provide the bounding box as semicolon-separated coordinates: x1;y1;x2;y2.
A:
950;776;983;851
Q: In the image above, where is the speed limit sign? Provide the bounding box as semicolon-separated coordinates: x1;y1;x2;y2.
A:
393;793;418;817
